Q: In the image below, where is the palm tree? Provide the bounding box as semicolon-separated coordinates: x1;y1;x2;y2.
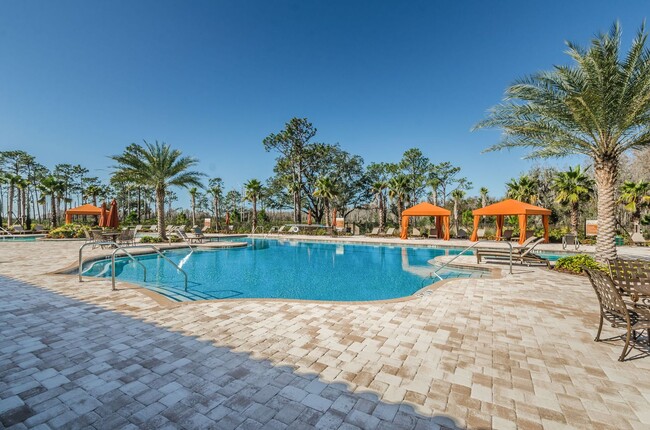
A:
313;176;337;229
84;184;103;207
506;176;539;204
619;180;650;230
38;176;64;227
370;180;387;232
15;177;30;228
451;189;466;236
553;166;594;235
388;175;410;224
479;187;489;208
110;141;204;240
475;22;650;262
244;179;263;233
188;187;200;226
428;177;441;206
207;177;223;230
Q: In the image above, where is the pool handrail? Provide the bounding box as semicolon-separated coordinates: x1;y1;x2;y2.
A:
78;242;188;291
424;240;513;285
110;244;188;291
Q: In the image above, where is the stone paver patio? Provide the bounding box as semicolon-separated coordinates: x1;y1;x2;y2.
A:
1;238;649;429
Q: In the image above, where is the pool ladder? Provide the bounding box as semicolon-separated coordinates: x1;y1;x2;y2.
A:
421;240;513;286
79;242;189;291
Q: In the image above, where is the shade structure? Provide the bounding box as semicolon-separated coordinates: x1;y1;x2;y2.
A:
225;212;230;225
64;204;102;224
399;202;451;240
469;199;551;244
98;202;108;227
307;210;312;225
106;199;119;229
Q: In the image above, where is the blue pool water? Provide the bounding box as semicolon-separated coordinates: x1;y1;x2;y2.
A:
81;238;485;302
0;235;41;242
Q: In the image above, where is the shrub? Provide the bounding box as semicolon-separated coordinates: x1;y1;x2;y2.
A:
47;224;89;239
554;254;607;275
140;235;182;243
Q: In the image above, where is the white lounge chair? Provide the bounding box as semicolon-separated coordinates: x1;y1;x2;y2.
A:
367;227;379;236
631;232;649;246
476;237;549;267
383;227;395;236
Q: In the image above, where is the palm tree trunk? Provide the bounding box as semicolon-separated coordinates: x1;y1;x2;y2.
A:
378;195;384;232
156;187;167;240
252;197;257;233
570;202;579;235
8;185;14;226
594;158;618;263
50;194;57;227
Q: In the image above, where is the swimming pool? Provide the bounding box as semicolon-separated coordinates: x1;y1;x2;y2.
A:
81;238;486;302
0;235;43;242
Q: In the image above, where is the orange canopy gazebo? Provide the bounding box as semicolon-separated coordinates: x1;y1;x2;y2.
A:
64;204;102;224
469;199;551;244
400;202;451;240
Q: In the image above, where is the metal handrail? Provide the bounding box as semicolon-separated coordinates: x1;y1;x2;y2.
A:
78;241;189;291
172;227;194;253
79;241;118;281
111;244;189;291
423;240;514;285
0;226;13;236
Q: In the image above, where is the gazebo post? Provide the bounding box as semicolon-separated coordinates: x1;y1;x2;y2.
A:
470;215;480;241
518;215;527;245
496;215;504;240
400;216;409;239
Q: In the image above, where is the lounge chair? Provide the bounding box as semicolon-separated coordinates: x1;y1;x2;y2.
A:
175;228;204;243
383;227;395;236
429;227;438;238
412;228;422;238
33;225;48;233
500;229;513;241
11;225;31;234
631;232;649;246
476;237;549;267
457;229;468;239
165;224;175;233
477;228;486;240
277;225;287;234
149;224;158;232
562;234;580;250
201;226;210;233
584;268;650;361
367;227;379;236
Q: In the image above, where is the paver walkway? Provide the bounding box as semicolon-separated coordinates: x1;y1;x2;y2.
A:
1;240;650;429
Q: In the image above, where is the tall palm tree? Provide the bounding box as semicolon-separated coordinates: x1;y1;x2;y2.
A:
110;141;205;240
475;22;650;262
84;184;103;207
370;180;387;232
553;166;594;235
428;177;441;206
451;189;466;236
506;176;539;204
38;176;64;227
188;187;199;226
619;180;650;229
479;187;489;208
244;179;263;233
388;175;410;224
313;176;337;229
207;177;223;230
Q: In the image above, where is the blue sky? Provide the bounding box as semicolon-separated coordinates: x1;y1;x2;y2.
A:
0;0;647;205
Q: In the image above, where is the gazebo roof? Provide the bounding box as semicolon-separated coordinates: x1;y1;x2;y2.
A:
402;202;451;217
65;204;102;215
472;199;551;216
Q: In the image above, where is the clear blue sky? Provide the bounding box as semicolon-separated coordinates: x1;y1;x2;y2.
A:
1;0;647;205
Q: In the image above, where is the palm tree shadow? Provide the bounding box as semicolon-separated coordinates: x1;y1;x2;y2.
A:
0;275;466;429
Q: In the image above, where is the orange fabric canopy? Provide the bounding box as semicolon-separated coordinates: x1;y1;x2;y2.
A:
400;202;451;240
64;204;102;224
470;199;551;244
472;199;551;216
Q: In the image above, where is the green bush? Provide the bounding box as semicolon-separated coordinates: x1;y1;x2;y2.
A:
47;224;89;239
554;254;607;274
140;235;182;243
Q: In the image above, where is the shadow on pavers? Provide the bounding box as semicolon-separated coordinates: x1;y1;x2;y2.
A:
0;275;466;429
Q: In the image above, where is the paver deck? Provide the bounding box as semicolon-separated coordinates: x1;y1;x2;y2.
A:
1;239;649;429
